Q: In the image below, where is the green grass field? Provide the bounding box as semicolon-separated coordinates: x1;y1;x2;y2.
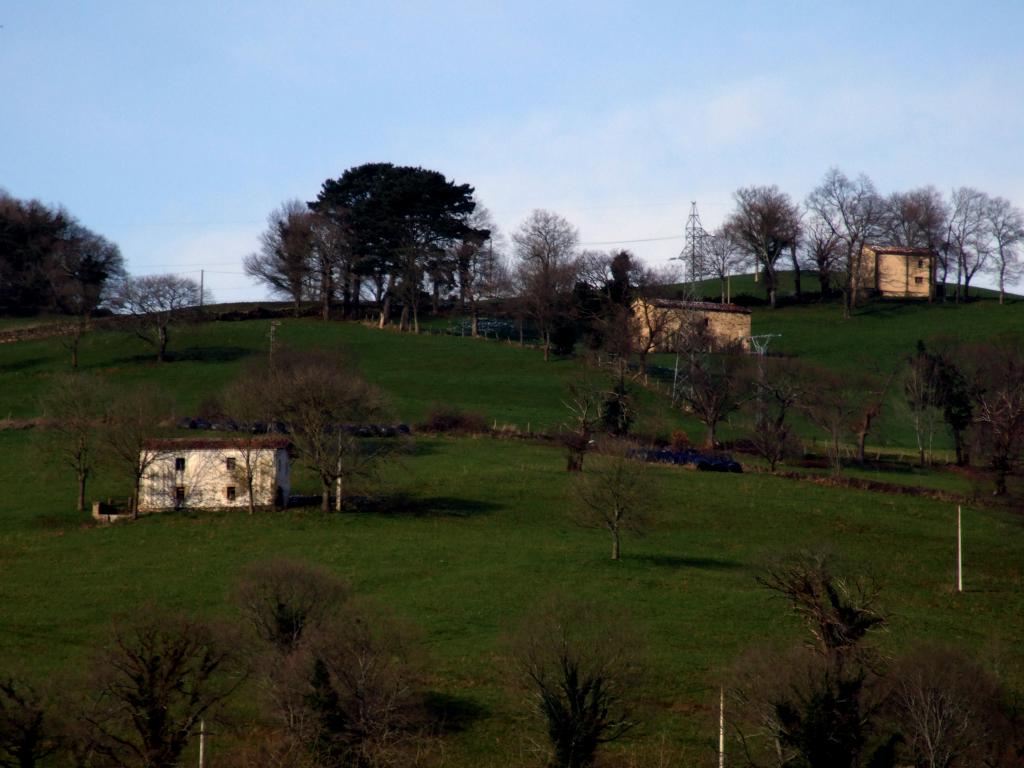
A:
1;296;1022;764
1;430;1021;763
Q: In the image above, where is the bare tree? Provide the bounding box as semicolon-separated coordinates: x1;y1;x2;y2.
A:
513;210;581;360
799;366;861;475
885;645;1011;768
454;206;511;336
263;349;390;513
983;195;1024;305
704;227;747;303
100;387;171;518
674;324;749;448
80;614;242;768
722;186;801;308
882;187;949;249
0;675;61;768
37;374;111;513
903;343;942;467
947;187;990;301
509;596;639;768
572;447;652;560
802;213;843;298
748;358;804;471
561;380;601;473
111;274;203;362
245;200;317;316
806;169;884;318
970;340;1024;496
310;211;353;322
233;558;350;655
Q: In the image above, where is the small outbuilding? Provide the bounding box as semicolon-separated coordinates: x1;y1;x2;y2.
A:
632;297;752;352
137;437;291;512
857;245;936;299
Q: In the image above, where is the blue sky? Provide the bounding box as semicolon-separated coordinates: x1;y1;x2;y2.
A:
3;1;1023;301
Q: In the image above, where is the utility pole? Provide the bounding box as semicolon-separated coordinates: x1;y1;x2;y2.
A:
672;201;709;297
957;505;963;593
718;687;725;768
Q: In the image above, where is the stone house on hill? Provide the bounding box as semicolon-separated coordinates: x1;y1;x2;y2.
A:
632;297;752;352
857;245;935;299
137;437;291;512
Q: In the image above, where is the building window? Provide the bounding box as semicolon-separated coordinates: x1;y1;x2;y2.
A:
226;457;236;471
226;486;236;501
917;259;925;268
175;486;185;505
175;457;186;472
914;276;924;285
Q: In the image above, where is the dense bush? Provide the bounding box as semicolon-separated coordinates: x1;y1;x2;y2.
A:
418;406;488;434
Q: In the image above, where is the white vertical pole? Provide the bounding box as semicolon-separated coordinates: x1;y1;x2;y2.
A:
198;719;205;768
957;505;963;593
718;686;725;768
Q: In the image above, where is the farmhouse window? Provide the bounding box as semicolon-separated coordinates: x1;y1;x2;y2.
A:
226;486;236;501
175;457;186;472
175;486;185;505
917;259;925;268
226;457;236;471
914;276;924;285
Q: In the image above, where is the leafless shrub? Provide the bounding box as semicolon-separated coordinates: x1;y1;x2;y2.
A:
78;613;243;768
884;645;1013;768
0;674;62;767
571;446;654;561
233;558;351;656
507;595;642;768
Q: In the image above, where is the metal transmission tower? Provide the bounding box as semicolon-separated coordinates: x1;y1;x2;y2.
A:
677;201;710;290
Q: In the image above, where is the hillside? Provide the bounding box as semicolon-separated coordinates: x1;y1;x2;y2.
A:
1;298;1022;764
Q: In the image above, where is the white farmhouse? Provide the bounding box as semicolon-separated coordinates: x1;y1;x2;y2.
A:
138;437;291;512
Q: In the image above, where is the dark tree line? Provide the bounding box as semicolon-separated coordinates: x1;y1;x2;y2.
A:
0;191;124;318
245;164;492;328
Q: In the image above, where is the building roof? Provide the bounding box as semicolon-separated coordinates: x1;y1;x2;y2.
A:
638;298;752;315
141;437;291;451
863;244;935;256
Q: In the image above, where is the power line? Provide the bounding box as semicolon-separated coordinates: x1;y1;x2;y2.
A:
579;234;683;246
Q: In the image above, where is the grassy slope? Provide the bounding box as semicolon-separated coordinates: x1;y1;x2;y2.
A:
1;430;1021;762
2;305;1023;762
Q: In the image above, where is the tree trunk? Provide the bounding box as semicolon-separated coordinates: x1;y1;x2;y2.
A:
321;481;331;514
77;471;86;514
611;529;620;561
157;325;168;362
705;422;716;449
791;245;802;301
543;331;550;361
953;430;969;467
379;294;391;328
399;304;409;332
412;303;420;334
247;476;255;516
471;306;479;337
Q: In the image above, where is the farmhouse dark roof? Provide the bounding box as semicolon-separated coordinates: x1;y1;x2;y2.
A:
141;437;291;450
864;244;934;256
644;298;752;315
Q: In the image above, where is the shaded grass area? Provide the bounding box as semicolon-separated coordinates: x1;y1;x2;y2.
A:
0;432;1021;763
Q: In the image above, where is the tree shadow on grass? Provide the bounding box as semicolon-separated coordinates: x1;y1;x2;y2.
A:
361;493;501;518
166;346;254;363
107;346;253;366
0;356;50;374
423;692;489;734
634;554;744;570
